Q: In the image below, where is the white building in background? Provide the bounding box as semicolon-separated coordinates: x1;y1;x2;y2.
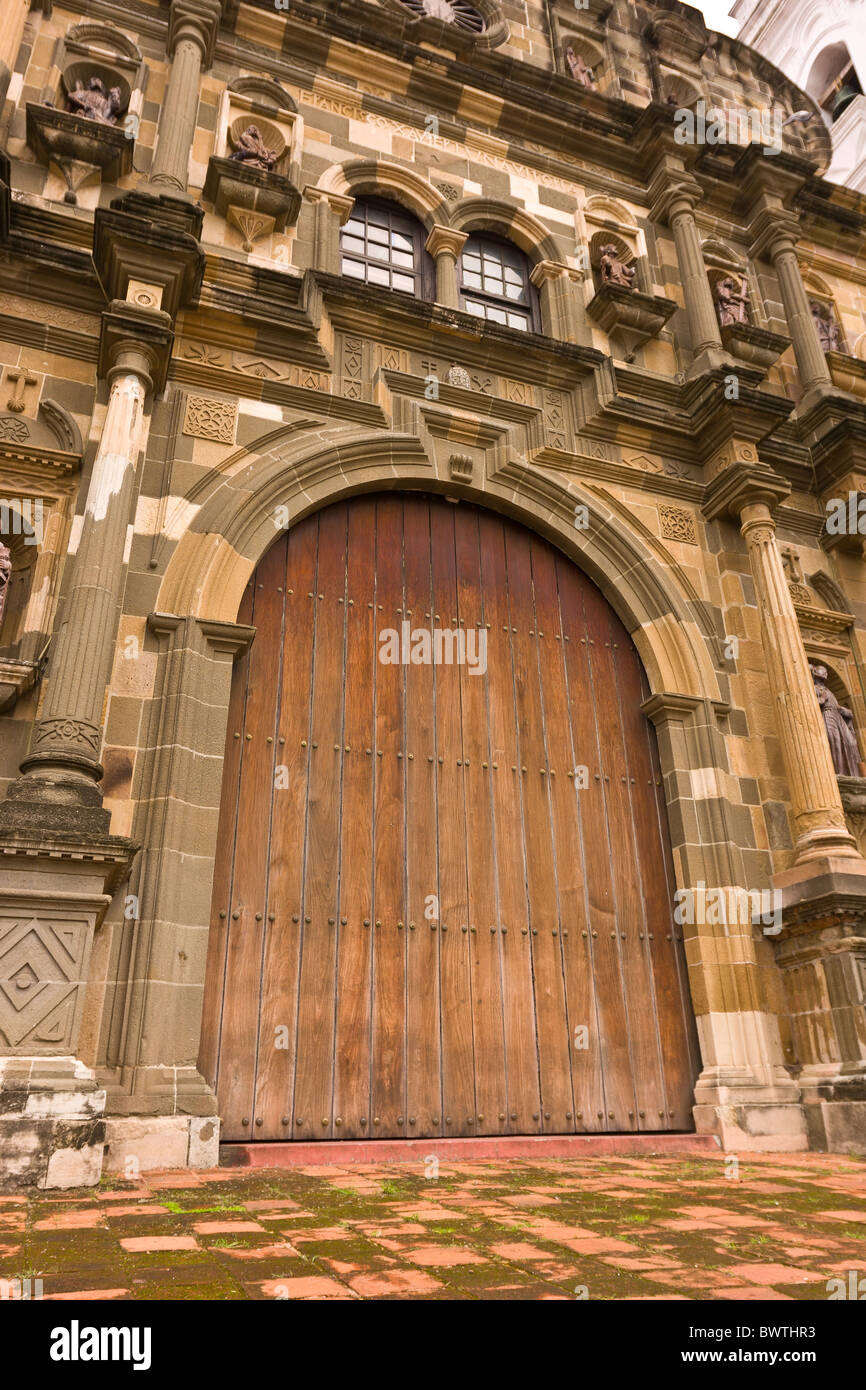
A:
732;0;866;191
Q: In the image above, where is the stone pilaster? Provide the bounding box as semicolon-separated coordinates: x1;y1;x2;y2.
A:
704;462;859;865
649;158;727;377
149;0;221;193
303;187;355;273
749;208;833;408
529;259;587;343
643;692;807;1152
425;224;468;309
0;0;28;109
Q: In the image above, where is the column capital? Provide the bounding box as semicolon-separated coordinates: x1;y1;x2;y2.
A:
167;0;222;66
302;186;355;224
425;224;468;260
98;300;174;395
702;461;791;524
529;258;585;287
748;205;801;264
647;160;703;226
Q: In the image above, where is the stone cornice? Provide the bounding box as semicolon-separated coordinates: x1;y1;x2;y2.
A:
701;461;792;524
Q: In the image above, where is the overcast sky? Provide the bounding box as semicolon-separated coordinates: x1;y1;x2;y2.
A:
694;0;740;37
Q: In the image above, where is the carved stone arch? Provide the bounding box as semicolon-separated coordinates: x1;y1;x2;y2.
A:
317;158;449;231
449;197;563;264
156;425;722;705
226;74;297;115
808;570;853;615
64;23;143;65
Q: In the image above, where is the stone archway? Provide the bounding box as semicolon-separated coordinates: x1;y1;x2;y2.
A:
100;430;798;1156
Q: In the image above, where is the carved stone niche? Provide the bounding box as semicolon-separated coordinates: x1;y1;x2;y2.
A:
703;253;791;375
585;234;675;360
204;77;302;252
0;398;83;712
26;25;145;204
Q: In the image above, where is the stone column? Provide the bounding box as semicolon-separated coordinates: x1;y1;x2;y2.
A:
705;464;859;865
8;300;173;830
148;0;221;193
425;225;468;308
649;160;726;375
0;0;28;108
749;209;833;403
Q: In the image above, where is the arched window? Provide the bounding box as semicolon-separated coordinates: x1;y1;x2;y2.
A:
340;198;432;297
458;234;538;330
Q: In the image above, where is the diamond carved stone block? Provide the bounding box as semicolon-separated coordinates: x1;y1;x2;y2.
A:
0;912;93;1055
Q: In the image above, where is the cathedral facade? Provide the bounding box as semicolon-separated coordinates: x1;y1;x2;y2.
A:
1;0;866;1188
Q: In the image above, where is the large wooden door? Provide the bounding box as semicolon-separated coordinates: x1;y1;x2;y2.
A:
200;493;700;1141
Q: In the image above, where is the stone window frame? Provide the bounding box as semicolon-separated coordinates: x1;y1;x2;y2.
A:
340;196;435;300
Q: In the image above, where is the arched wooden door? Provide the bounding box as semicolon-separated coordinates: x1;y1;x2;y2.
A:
200;493;700;1141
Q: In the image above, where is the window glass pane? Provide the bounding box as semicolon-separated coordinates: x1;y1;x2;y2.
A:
368;263;389;285
464;298;485;316
366;205;389;227
486;304;507;324
391;231;414;253
367;224;389;245
341;235;365;254
462;252;481;272
507;311;529;329
392;272;415;293
342;257;365;278
368;241;390;261
462;271;482;289
505;281;525;300
391;249;415;268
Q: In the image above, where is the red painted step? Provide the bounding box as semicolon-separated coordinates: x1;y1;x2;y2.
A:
220;1132;720;1168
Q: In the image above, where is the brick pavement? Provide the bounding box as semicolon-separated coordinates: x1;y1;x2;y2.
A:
1;1152;864;1301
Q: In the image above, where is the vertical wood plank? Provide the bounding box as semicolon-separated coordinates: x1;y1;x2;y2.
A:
430;500;475;1137
403;496;442;1139
254;517;318;1139
332;496;377;1138
215;538;285;1138
370;496;407;1135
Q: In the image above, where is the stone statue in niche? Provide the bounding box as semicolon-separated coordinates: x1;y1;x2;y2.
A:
64;76;123;125
229;125;278;172
811;663;862;777
599;243;635;289
716;275;750;326
810;300;841;353
565;48;596;88
0;544;10;633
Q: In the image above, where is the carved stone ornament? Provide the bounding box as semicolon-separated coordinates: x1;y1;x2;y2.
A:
716;275;749;327
811;300;841;354
811;663;862;777
599;243;635;289
63;76;123;125
228;124;278;171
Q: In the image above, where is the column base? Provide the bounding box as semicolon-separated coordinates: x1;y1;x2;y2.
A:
0;1056;105;1189
693;1071;809;1152
102;1114;220;1176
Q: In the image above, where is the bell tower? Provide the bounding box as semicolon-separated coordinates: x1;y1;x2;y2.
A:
732;0;866;192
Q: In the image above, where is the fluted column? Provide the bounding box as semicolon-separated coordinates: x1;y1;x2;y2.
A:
149;0;221;192
750;210;832;399
649;162;724;370
739;500;858;862
0;0;28;108
14;302;173;828
425;225;468;308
